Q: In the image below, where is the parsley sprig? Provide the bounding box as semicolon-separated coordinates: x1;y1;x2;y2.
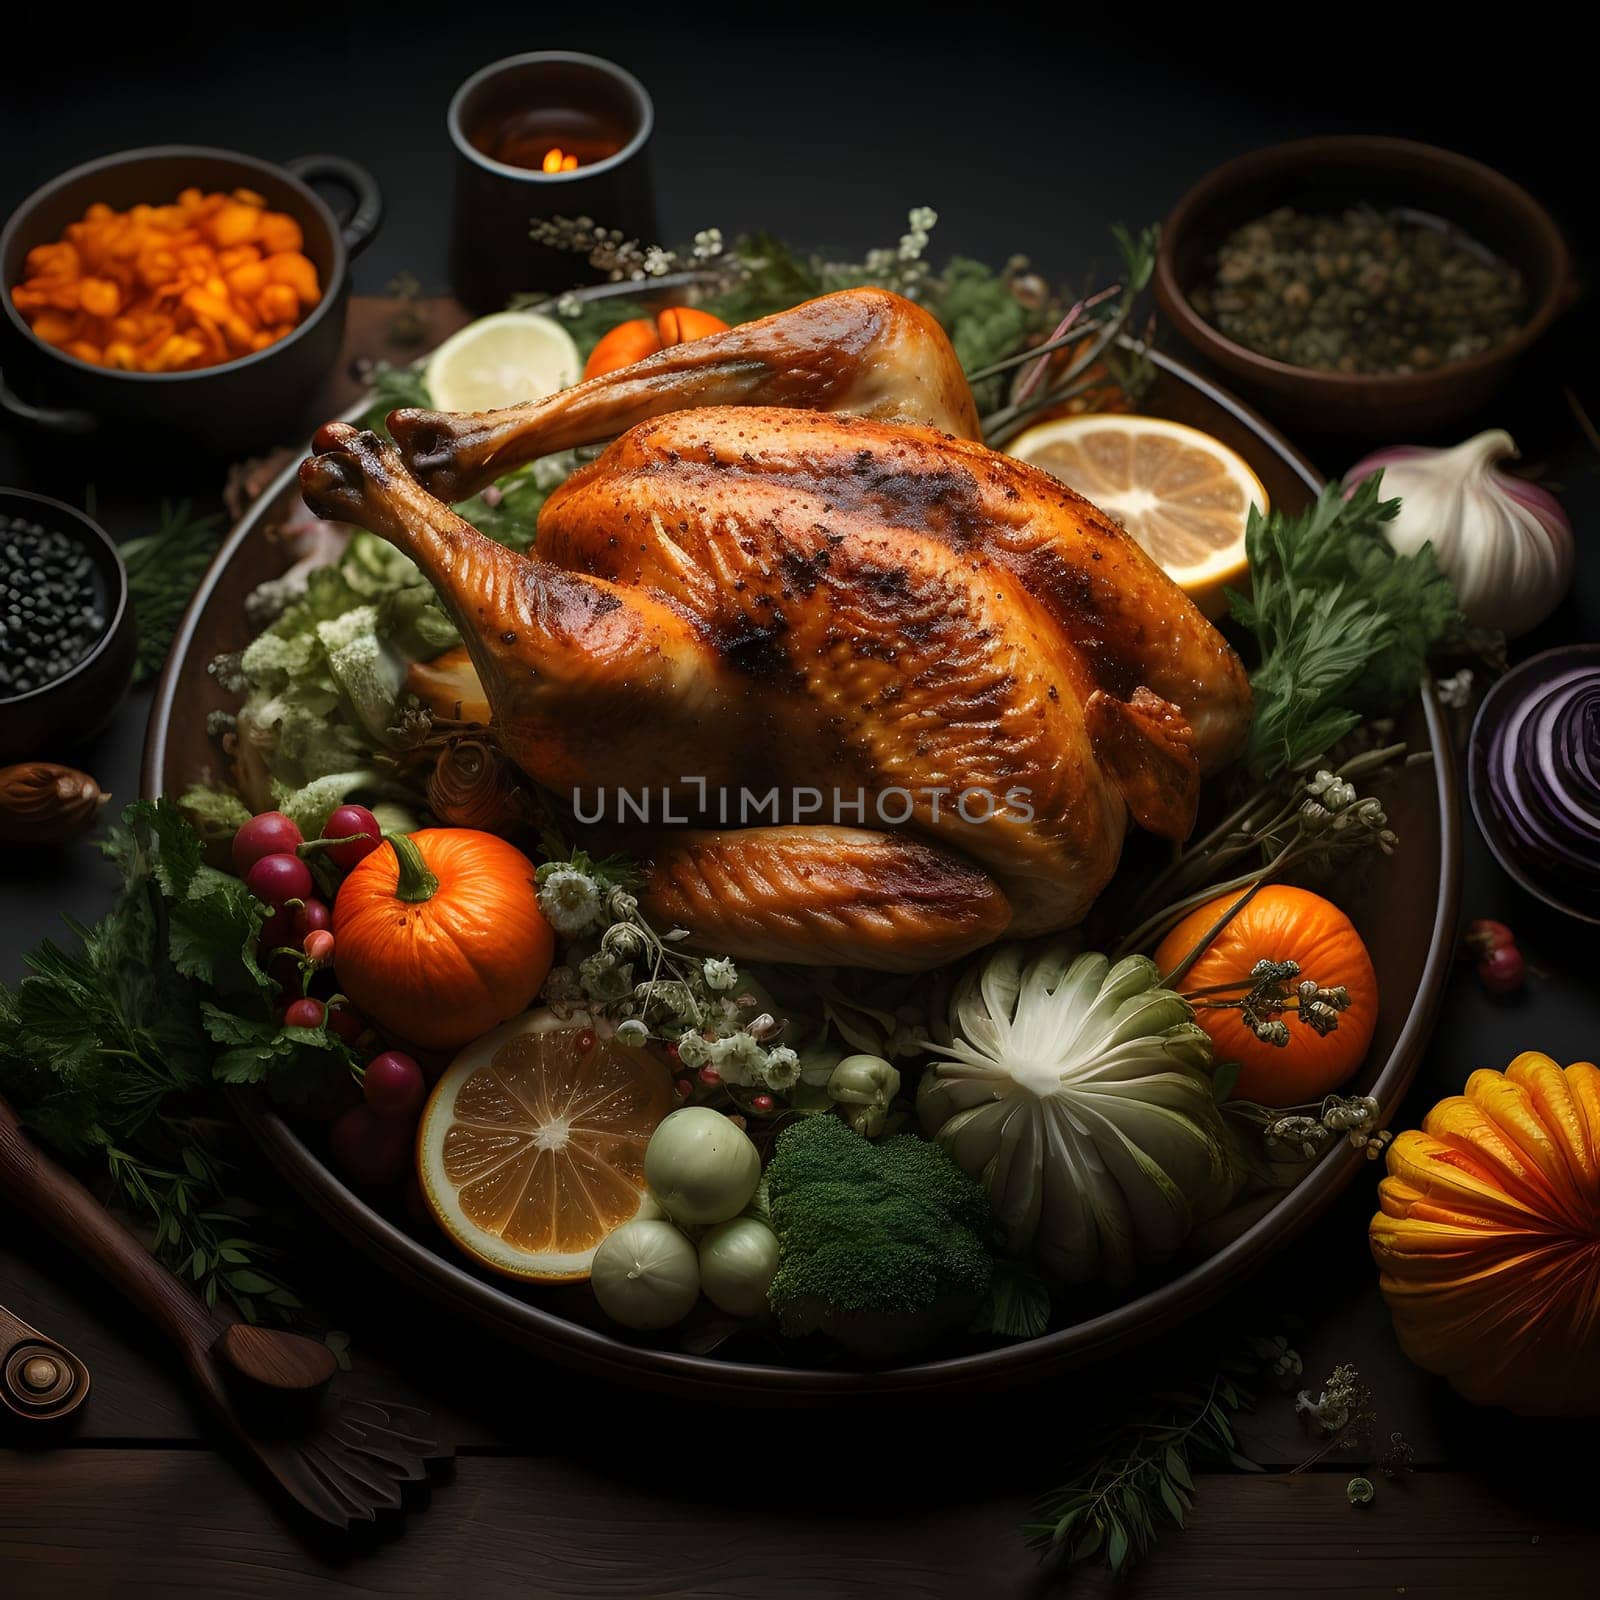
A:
0;800;350;1323
1229;473;1459;779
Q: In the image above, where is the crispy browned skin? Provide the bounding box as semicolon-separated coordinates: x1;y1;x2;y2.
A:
300;289;1252;969
636;826;1013;972
388;288;983;503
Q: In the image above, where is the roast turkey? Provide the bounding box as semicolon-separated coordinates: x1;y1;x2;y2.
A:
299;290;1251;971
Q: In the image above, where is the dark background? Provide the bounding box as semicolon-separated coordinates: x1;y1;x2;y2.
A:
3;12;1600;1591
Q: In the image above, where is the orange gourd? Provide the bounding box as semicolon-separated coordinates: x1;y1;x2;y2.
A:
1153;884;1377;1105
332;829;553;1052
1370;1053;1600;1416
581;305;731;380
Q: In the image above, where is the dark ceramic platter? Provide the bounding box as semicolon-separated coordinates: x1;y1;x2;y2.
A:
143;349;1460;1400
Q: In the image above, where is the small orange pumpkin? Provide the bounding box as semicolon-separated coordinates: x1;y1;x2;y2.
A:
1153;884;1377;1105
581;305;731;380
333;829;554;1052
1371;1053;1600;1416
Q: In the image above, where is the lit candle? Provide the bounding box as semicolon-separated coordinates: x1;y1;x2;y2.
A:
448;52;659;309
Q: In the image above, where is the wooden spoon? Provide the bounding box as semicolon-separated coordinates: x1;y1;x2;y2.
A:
0;1095;451;1529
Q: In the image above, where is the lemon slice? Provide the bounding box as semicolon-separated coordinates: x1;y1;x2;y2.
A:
424;311;581;412
1006;415;1267;617
417;1010;676;1282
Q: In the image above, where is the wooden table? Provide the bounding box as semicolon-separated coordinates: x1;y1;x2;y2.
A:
4;299;1598;1598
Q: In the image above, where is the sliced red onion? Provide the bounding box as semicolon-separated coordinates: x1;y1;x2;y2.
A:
1484;658;1600;898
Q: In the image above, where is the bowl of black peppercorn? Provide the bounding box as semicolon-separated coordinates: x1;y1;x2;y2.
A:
0;487;136;762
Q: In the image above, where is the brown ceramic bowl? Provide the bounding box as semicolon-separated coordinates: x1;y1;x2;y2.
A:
1155;136;1573;435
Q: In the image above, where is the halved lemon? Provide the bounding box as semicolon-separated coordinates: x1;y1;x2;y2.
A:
417;1010;676;1281
1006;414;1267;617
424;311;581;412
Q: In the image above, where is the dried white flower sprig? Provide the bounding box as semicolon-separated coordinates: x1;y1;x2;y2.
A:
533;851;799;1107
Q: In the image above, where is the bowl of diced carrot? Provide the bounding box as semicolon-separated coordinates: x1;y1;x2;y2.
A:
1;146;382;459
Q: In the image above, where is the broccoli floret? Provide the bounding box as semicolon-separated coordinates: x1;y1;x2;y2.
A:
764;1113;994;1360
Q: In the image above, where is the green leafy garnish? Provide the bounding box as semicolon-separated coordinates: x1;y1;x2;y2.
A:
1229;473;1459;778
119;499;226;683
0;800;350;1321
1024;1348;1266;1575
360;360;430;433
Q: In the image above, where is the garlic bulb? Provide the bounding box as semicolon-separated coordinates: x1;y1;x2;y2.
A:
1346;430;1573;637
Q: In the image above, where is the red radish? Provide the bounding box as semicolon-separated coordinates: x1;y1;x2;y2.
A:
1477;943;1525;996
293;898;331;937
246;852;313;907
1465;919;1516;956
284;997;326;1029
363;1052;426;1119
232;811;302;876
321;804;383;869
303;929;336;966
326;1003;365;1044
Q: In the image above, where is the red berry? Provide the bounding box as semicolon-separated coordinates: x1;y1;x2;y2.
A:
363;1051;426;1119
232;811;303;876
326;1002;366;1044
698;1064;722;1086
284;997;326;1030
245;852;313;907
751;1093;775;1112
330;1104;412;1187
1477;943;1525;996
322;805;383;870
1466;918;1516;957
292;898;331;937
303;929;336;966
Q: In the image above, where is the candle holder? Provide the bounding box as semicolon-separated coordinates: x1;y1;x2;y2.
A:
447;51;658;313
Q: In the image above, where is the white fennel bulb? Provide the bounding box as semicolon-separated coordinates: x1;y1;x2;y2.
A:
917;945;1238;1287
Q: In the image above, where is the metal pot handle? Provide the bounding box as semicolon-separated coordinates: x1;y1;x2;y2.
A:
0;366;95;435
283;155;384;258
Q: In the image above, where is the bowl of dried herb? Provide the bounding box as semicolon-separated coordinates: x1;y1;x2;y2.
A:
1155;136;1572;435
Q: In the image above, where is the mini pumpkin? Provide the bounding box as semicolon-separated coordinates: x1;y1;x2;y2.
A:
1370;1052;1600;1416
1153;885;1378;1105
333;829;554;1052
581;306;731;380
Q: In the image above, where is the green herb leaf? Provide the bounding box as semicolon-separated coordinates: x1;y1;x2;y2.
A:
1229;474;1460;778
1025;1338;1281;1576
119;500;226;683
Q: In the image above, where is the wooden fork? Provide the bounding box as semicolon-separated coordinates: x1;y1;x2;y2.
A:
0;1095;452;1531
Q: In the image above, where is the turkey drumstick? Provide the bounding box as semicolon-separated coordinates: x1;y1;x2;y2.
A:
299;421;1014;971
389;288;983;503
